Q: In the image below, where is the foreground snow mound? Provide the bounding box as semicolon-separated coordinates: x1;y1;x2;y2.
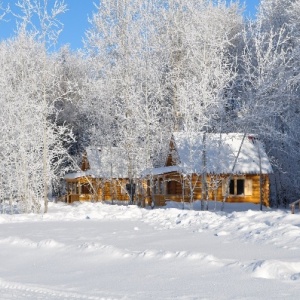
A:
248;260;300;281
0;201;300;299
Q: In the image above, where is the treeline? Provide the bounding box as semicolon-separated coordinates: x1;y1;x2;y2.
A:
0;0;300;212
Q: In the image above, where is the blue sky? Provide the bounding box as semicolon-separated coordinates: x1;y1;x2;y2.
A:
0;0;260;51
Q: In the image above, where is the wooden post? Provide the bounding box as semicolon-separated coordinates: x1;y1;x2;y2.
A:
289;199;300;214
291;204;295;214
78;182;82;196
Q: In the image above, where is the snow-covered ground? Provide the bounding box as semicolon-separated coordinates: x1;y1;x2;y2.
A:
0;201;300;299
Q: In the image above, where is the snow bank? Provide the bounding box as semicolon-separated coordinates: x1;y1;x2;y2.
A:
0;201;300;299
248;260;300;281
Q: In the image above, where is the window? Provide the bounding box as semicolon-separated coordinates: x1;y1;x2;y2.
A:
229;179;244;195
223;178;252;196
236;179;244;195
229;179;235;195
152;179;165;195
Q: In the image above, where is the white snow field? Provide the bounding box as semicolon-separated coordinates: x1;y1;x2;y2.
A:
0;201;300;299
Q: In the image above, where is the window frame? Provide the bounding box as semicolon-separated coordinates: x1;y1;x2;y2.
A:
229;178;245;196
222;177;252;197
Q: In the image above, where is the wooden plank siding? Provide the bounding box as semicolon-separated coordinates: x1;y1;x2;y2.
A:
65;177;149;205
64;133;271;208
65;173;270;207
151;173;270;207
157;134;272;207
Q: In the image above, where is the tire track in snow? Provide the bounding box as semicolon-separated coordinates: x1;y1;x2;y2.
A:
0;278;115;300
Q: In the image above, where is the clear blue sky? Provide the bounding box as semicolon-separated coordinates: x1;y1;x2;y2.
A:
0;0;260;51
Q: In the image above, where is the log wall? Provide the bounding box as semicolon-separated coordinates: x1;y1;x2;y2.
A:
65;173;270;208
65;177;148;205
152;173;270;207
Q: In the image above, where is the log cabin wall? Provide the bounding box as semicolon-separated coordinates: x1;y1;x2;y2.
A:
65;173;270;207
65;177;149;205
214;174;270;206
151;173;270;207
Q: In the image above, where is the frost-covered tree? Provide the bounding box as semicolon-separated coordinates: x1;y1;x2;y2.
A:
0;32;74;213
153;1;243;208
85;0;173;174
54;46;92;158
158;0;243;133
1;0;299;210
234;1;300;205
0;0;75;213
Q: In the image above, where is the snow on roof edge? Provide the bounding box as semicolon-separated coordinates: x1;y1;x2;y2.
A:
141;165;182;177
171;132;273;175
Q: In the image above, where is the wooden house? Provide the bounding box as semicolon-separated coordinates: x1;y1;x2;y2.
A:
64;147;150;205
143;132;272;207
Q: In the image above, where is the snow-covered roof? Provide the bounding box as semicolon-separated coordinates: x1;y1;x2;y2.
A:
168;132;272;175
65;146;150;180
64;171;88;180
142;165;182;176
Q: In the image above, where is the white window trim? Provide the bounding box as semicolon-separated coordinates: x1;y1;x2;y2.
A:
222;177;252;196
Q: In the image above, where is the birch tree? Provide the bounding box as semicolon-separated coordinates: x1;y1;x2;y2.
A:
0;1;74;213
234;1;300;205
85;0;172;177
15;0;68;212
156;1;242;208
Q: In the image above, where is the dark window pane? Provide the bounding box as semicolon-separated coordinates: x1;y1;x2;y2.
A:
229;180;235;195
237;179;244;195
82;184;90;194
167;181;175;194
